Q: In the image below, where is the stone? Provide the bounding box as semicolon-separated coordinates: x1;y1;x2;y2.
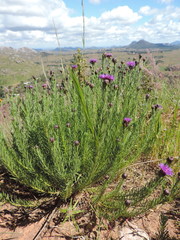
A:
119;222;150;240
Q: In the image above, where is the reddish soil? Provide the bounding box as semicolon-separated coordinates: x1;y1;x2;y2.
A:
0;196;179;240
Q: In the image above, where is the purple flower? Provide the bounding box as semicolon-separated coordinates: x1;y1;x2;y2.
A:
104;53;112;58
159;163;173;176
28;85;33;89
71;64;78;69
123;118;132;127
108;75;115;81
42;83;48;88
126;61;136;68
152;104;163;110
99;74;115;82
89;59;97;64
99;74;106;79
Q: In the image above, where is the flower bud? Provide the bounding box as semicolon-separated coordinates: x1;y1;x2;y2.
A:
122;173;127;179
164;189;170;195
167;157;174;163
50;137;55;143
66;123;71;128
125;200;131;206
74;140;80;146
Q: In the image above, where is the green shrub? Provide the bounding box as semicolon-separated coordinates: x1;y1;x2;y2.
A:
0;57;179;220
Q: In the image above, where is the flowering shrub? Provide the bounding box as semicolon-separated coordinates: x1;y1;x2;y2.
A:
0;52;179;220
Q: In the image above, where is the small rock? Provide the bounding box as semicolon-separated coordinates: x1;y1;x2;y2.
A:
119;222;150;240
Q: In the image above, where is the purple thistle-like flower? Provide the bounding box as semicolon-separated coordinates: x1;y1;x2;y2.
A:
99;74;106;79
89;59;97;64
123;118;132;127
126;61;136;68
159;163;173;176
152;104;163;110
71;64;78;69
104;53;112;58
108;75;115;81
99;74;115;82
42;83;48;88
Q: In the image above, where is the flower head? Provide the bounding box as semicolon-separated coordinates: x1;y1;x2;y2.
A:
126;61;136;68
89;59;97;64
104;53;112;58
152;104;163;110
71;64;78;69
123;118;132;127
28;85;33;89
159;163;173;176
99;74;114;82
42;83;48;88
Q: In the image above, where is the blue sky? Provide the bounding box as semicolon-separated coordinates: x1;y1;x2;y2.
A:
0;0;179;49
67;0;179;17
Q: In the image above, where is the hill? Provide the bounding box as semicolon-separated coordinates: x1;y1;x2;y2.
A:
125;40;179;50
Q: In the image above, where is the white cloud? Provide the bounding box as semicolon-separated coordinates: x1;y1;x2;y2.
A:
159;0;174;4
89;0;101;4
134;6;180;43
0;0;179;48
100;6;141;24
139;6;157;15
0;1;142;48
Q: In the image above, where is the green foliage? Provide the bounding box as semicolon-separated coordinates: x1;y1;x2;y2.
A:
0;55;179;220
0;86;5;98
155;214;178;240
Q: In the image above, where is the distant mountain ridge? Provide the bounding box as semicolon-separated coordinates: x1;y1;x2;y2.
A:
0;46;37;54
170;41;180;46
0;39;180;53
125;40;180;49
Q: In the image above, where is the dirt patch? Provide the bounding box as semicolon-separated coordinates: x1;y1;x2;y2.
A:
0;198;179;240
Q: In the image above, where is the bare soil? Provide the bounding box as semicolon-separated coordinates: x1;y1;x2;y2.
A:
0;199;179;240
